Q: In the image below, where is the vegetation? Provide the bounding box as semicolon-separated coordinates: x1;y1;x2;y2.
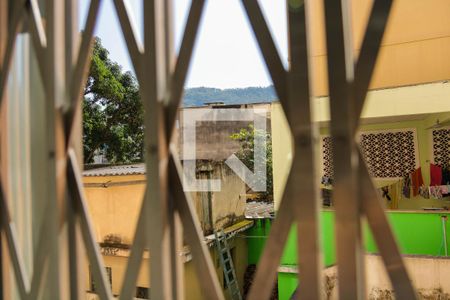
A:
184;86;276;107
230;125;273;200
83;38;144;163
83;39;276;164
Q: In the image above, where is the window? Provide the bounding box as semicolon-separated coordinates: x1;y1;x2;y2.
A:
432;127;450;167
136;287;149;299
90;266;112;292
321;128;419;179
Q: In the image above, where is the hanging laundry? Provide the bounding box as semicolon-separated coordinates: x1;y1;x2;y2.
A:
321;176;333;186
402;175;411;199
381;186;391;201
430;164;443;186
439;185;450;198
411;167;424;197
388;181;400;209
419;185;430;199
442;167;450;185
321;188;332;206
430;186;443;199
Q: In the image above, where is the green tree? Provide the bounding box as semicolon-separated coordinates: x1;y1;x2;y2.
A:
230;124;273;200
83;38;144;163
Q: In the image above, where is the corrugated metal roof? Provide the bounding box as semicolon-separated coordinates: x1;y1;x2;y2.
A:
83;164;146;177
245;201;275;219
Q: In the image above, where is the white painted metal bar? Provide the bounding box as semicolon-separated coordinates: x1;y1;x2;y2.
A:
342;1;416;297
247;197;293;300
67;0;102;139
0;0;24;102
169;151;225;300
27;0;47;68
65;2;79;298
286;1;322;299
118;193;148;300
142;1;172;299
323;0;365;298
352;0;393;132
42;1;66;298
112;0;144;81
0;1;6;296
241;0;287;106
359;155;417;299
0;185;29;299
166;0;206;134
67;150;113;300
28;199;53;299
163;1;185;297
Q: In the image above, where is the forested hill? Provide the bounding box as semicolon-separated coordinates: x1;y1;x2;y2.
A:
183;86;277;107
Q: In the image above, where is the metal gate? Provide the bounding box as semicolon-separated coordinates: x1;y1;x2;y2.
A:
0;0;418;299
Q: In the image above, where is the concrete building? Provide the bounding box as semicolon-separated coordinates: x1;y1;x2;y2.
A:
82;164;252;299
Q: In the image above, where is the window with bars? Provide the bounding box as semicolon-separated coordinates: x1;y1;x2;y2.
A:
90;267;112;293
432;127;450;167
136;286;150;299
321;129;419;179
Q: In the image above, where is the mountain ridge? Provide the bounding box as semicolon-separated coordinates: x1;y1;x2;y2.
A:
183;85;277;107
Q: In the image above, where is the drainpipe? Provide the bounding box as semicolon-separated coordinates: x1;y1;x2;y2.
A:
442;216;448;256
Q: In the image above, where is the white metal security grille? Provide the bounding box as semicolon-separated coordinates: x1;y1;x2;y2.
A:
360;129;419;179
322;129;419;179
0;1;418;300
432;127;450;167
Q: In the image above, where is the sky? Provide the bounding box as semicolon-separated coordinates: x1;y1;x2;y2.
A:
79;0;288;89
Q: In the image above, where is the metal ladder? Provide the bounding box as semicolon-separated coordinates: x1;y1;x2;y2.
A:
215;229;242;300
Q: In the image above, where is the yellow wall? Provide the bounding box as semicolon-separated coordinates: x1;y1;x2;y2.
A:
271;102;293;210
83;174;249;298
83;175;146;244
308;0;450;96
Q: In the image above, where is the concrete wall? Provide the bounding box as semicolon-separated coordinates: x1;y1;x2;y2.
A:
83;171;248;298
177;104;271;161
308;0;450;96
278;255;450;300
83;238;248;300
271;102;293;210
184;237;248;300
83;175;146;244
187;161;247;234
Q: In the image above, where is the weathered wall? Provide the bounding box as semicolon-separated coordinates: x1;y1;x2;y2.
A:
184;237;248;300
83;172;248;298
83;174;146;244
279;255;450;300
189;161;247;234
177;104;271;161
211;164;247;230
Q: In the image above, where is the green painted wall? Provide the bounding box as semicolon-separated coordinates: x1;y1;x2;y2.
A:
278;273;298;300
247;219;272;264
248;211;450;299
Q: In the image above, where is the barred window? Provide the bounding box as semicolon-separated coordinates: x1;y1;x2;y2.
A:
432;127;450;167
321;129;419;179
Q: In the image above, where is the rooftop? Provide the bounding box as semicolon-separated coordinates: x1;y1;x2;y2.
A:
83;164;146;177
245;201;275;219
